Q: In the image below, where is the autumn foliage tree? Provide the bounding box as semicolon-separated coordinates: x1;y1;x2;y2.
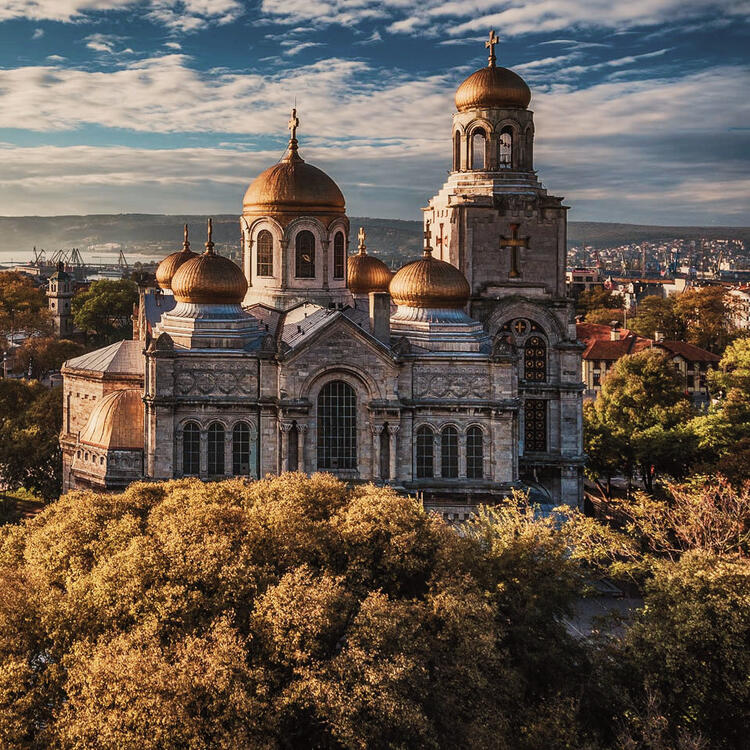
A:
0;272;51;339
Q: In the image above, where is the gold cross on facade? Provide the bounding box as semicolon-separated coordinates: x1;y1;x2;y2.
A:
358;226;366;252
288;108;299;141
486;29;499;67
500;223;528;278
435;223;445;249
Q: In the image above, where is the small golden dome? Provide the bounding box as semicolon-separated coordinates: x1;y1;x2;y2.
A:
79;388;143;451
348;227;392;295
390;246;470;309
455;65;531;111
242;110;345;218
156;225;198;290
171;219;248;305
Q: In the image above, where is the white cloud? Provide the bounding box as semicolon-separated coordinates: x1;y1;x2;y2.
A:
32;28;44;39
0;0;243;31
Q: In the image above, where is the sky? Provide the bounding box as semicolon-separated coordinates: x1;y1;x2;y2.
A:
0;1;748;225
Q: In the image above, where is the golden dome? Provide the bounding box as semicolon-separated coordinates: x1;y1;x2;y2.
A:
242;110;345;218
156;224;198;290
389;247;470;309
455;65;531;111
79;388;143;451
171;219;248;305
348;227;392;295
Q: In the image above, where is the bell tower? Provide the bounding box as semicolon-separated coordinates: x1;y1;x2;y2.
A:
47;262;74;338
425;32;584;508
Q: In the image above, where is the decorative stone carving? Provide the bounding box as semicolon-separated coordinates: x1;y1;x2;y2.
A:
414;368;490;399
173;366;258;396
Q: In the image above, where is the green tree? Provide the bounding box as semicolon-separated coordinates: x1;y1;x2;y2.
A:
584;307;624;326
674;286;736;354
577;287;623;317
583;400;624;498
72;279;137;344
628;295;685;340
0;272;52;339
0;380;62;502
12;337;86;380
588;350;695;492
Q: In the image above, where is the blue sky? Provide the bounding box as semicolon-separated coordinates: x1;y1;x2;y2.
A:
0;1;747;225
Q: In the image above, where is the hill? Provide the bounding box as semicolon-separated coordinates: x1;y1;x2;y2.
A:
0;214;747;266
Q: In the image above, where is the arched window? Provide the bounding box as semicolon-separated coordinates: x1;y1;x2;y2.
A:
467;426;483;479
499;127;513;167
471;129;486;170
256;230;273;277
317;381;356;471
441;426;459;478
380;425;390;480
183;422;200;476
207;422;225;476
333;232;345;279
288;422;299;471
416;426;434;479
524;335;547;382
525;399;547;453
453;131;462;170
295;230;316;278
232;422;252;475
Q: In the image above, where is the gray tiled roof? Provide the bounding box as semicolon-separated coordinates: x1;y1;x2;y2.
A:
64;339;143;375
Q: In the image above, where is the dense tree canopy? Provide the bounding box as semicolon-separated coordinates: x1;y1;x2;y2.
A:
0;380;62;501
0;272;51;339
71;279;137;344
0;474;747;748
673;286;736;353
12;338;85;380
628;295;686;340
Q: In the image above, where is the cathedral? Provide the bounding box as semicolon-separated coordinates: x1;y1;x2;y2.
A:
60;34;585;515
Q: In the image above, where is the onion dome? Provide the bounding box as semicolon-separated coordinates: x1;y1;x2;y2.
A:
242;109;345;217
389;232;470;309
171;219;248;305
79;388;143;451
455;30;531;111
348;227;392;295
156;225;198;290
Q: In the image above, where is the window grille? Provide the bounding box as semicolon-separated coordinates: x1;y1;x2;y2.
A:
524;400;547;453
466;426;483;479
288;422;299;471
524;335;547;381
317;381;356;471
207;422;225;476
441;426;459;478
295;230;316;278
416;426;434;479
256;230;273;277
183;422;200;476
232;422;251;475
333;232;345;279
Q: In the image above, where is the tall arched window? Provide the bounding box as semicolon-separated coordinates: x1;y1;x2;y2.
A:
524;399;547;453
183;422;200;476
499;127;513;167
467;426;483;479
379;425;390;480
256;230;273;277
333;232;345;279
453;131;462;170
232;421;252;475
471;129;486;170
416;426;434;479
317;381;356;471
207;422;225;476
524;335;547;382
441;426;459;478
295;230;316;278
288;422;299;471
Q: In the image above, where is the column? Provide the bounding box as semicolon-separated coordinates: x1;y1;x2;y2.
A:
199;428;208;479
224;424;232;477
279;422;292;472
372;424;384;481
321;239;330;290
280;240;289;291
297;424;308;474
388;424;399;483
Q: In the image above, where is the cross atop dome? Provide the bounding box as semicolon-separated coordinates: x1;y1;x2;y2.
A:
288;108;299;141
357;226;367;253
486;29;499;67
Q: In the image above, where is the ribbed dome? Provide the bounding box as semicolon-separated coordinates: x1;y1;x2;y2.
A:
347;228;392;295
79;388;143;451
455;65;531;111
243;145;345;215
389;251;470;309
156;225;198;290
171;219;248;305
